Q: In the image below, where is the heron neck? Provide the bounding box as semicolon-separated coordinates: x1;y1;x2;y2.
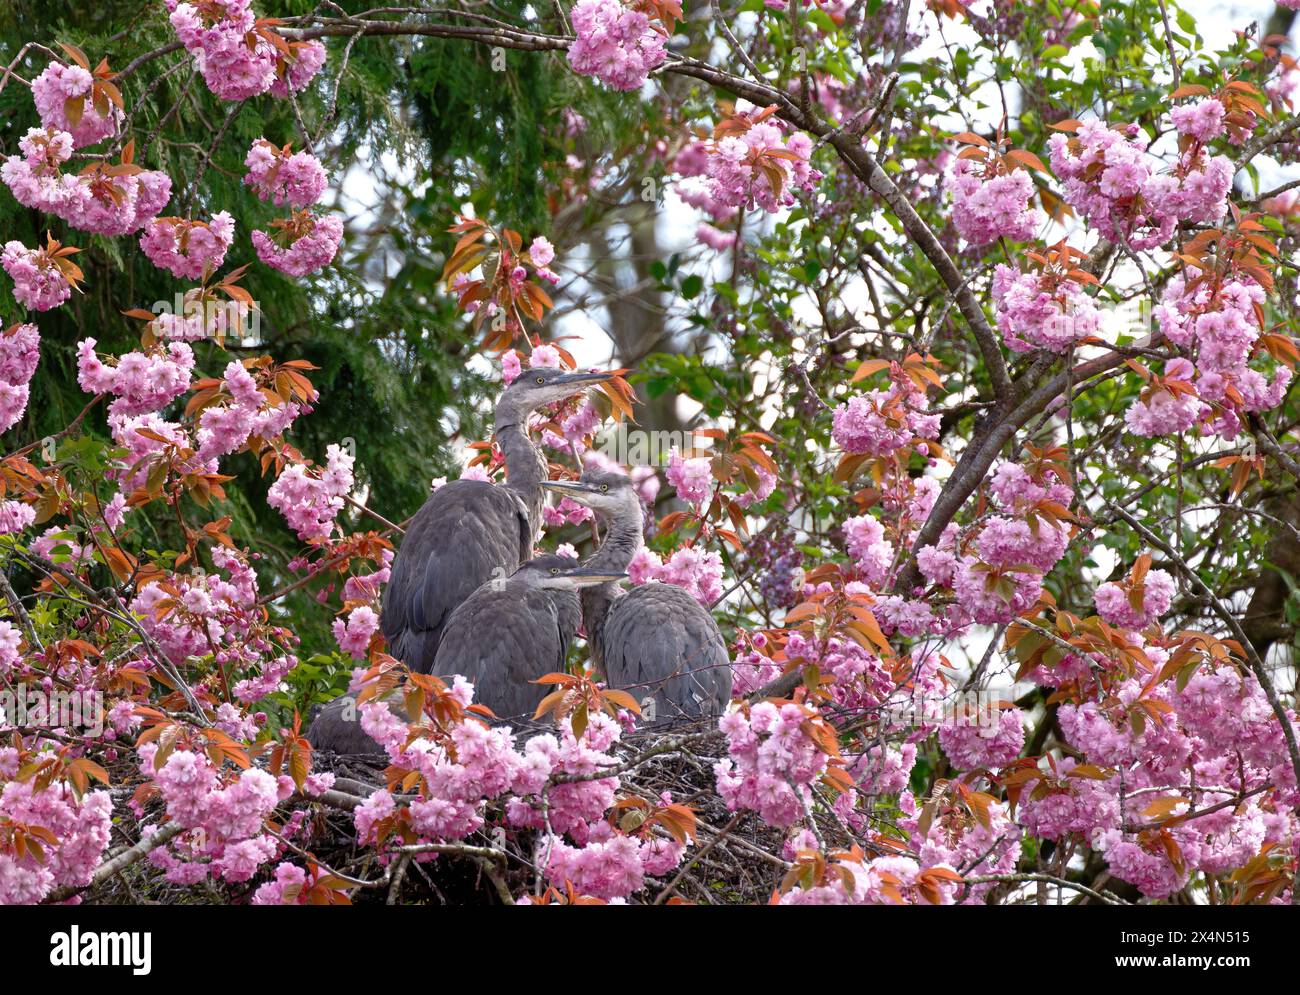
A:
580;583;618;665
581;500;642;664
494;413;546;532
585;501;643;573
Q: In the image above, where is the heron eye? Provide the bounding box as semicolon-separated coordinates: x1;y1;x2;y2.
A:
550;568;559;575
600;484;609;492
536;376;545;385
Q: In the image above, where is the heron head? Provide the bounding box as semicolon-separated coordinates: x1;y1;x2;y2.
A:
514;554;626;590
497;366;614;422
539;468;639;517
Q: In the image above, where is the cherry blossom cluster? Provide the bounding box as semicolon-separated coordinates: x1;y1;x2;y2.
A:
0;323;40;435
831;378;939;458
167;0;326;102
665;447;713;506
627;545;724;606
94;160;176;234
567;0;668;92
991;263;1102;353
242;137;338;278
707;115;818;215
153;288;254;343
243;140;328;208
898;790;1018;904
936;704;1025;770
947;157;1042;246
252;211;343;277
1048;118;1234;251
777;852;959;905
31;61;121;147
0;777;113;904
1;127;82;214
194;360;305;461
3;124;175;252
843;513;895;586
543;821;685;900
1019;653;1299;899
542;495;595;528
672;139;742;249
1135;270;1290;439
784;629;899;715
333;606;380;659
267;443;356;541
131;545;265;667
139;212;235;279
2;130;173;237
352;680;686;901
0;622;21;675
76;338;195;418
250;861;313;904
503;713;624;837
715;700;831;828
138;742;289;885
2;240;74;311
918;456;1075;625
1093;563;1176;630
0;500;36;537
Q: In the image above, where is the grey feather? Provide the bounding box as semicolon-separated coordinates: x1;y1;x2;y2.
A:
599;582;731;719
306;693;400;755
381;480;530;673
431;580;581;722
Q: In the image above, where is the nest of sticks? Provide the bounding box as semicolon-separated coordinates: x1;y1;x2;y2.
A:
77;716;864;906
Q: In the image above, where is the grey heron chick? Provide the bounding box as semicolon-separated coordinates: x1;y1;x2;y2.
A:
428;553;625;721
308;554;625;753
380;368;613;674
541;470;732;720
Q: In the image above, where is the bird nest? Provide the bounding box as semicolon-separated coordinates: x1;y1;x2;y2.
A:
295;716;872;906
77;717;864;905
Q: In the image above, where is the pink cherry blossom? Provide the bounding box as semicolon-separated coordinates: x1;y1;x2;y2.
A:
243;140;328;208
31;62;121;147
707;117;818;214
269;40;327;98
0;323;39;434
267;443;355;540
2;240;75;311
567;0;668;91
139;212;235;279
665;447;713;506
252;211;343;276
947;157;1042;246
169;1;279;101
991;264;1101;353
1;128;84;214
937;705;1025;770
1170;98;1226;143
1094;566;1175;629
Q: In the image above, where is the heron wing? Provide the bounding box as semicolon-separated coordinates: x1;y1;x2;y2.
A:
600;583;732;719
306;692;404;755
381;480;531;673
430;584;577;722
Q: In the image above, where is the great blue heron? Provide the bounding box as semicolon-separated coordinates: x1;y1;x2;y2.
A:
540;470;733;720
307;554;624;752
381;367;613;673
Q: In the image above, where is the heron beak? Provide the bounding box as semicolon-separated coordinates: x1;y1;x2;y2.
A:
550;370;615;388
567;568;627;584
539;479;601;495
